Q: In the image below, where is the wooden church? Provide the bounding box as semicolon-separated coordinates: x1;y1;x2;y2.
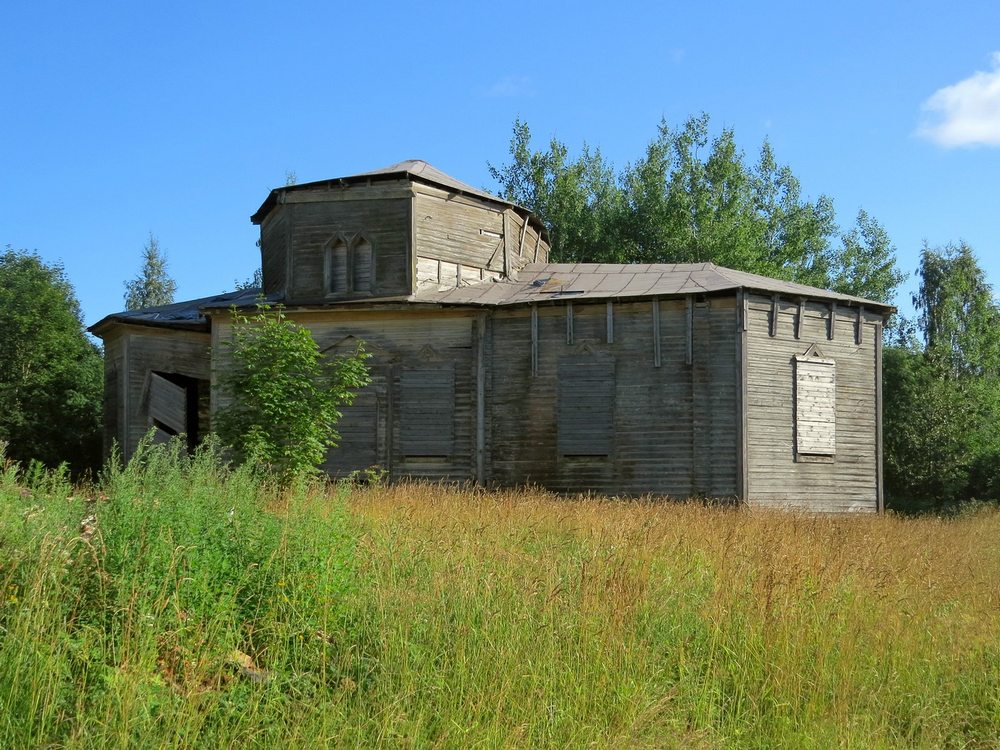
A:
90;160;894;512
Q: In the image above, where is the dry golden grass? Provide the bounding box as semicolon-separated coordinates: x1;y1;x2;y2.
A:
337;482;1000;748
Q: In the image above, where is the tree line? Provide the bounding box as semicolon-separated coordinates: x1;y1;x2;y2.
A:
1;116;997;510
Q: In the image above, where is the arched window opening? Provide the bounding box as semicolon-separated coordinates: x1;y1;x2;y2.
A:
352;236;373;293
328;238;348;294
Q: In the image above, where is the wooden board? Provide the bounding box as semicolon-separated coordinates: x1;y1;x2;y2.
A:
744;295;881;511
795;358;836;455
149;373;187;435
556;356;614;456
400;365;456;457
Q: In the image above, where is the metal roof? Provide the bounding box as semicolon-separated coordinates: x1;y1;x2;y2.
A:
90;262;893;336
250;159;539;227
412;262;896;312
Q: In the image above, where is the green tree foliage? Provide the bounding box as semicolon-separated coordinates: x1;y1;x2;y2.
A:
233;267;263;291
123;233;177;310
914;242;1000;377
884;243;1000;510
489;116;904;302
828;209;906;305
214;304;371;480
0;247;102;472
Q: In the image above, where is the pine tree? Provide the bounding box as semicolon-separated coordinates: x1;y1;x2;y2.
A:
123;234;177;310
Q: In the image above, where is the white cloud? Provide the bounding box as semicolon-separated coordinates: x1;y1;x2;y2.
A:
918;52;1000;147
483;75;533;98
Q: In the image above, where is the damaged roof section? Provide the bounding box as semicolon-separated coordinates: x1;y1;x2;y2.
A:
88;288;279;334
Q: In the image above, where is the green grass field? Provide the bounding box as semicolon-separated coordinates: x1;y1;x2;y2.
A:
1;441;998;748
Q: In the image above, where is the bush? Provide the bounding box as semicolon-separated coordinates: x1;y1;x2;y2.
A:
215;304;370;481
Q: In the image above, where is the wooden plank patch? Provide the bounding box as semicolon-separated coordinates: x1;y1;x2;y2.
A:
795;358;835;455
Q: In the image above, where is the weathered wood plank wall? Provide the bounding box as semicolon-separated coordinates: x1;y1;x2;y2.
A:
283;186;412;302
412;183;548;290
259;208;288;296
112;326;212;459
745;295;881;512
487;297;738;496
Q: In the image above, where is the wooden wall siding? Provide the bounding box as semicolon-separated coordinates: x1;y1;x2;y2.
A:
102;333;125;457
745;295;881;512
260;179;548;301
503;209;547;269
118;327;212;460
488;297;738;496
284;196;411;303
412;184;549;278
259;209;288;296
232;310;479;482
690;300;740;497
415;256;503;291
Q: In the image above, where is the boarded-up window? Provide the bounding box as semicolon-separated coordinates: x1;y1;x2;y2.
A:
352;237;373;292
795;354;836;457
328;239;348;294
400;365;454;457
557;357;614;457
326;380;380;474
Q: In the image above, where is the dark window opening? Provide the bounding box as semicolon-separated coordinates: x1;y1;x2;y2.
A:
149;372;209;453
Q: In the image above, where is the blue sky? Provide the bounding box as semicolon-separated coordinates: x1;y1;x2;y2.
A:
3;0;999;329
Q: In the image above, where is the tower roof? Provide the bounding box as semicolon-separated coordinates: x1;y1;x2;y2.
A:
250;159;533;225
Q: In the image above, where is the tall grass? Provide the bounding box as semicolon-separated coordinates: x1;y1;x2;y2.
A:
1;443;998;748
0;439;357;748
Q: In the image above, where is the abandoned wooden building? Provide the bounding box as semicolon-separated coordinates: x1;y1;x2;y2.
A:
90;160;894;512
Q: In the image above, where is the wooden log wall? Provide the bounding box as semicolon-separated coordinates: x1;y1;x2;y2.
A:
487;297;739;497
259;207;288;295
744;294;881;512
